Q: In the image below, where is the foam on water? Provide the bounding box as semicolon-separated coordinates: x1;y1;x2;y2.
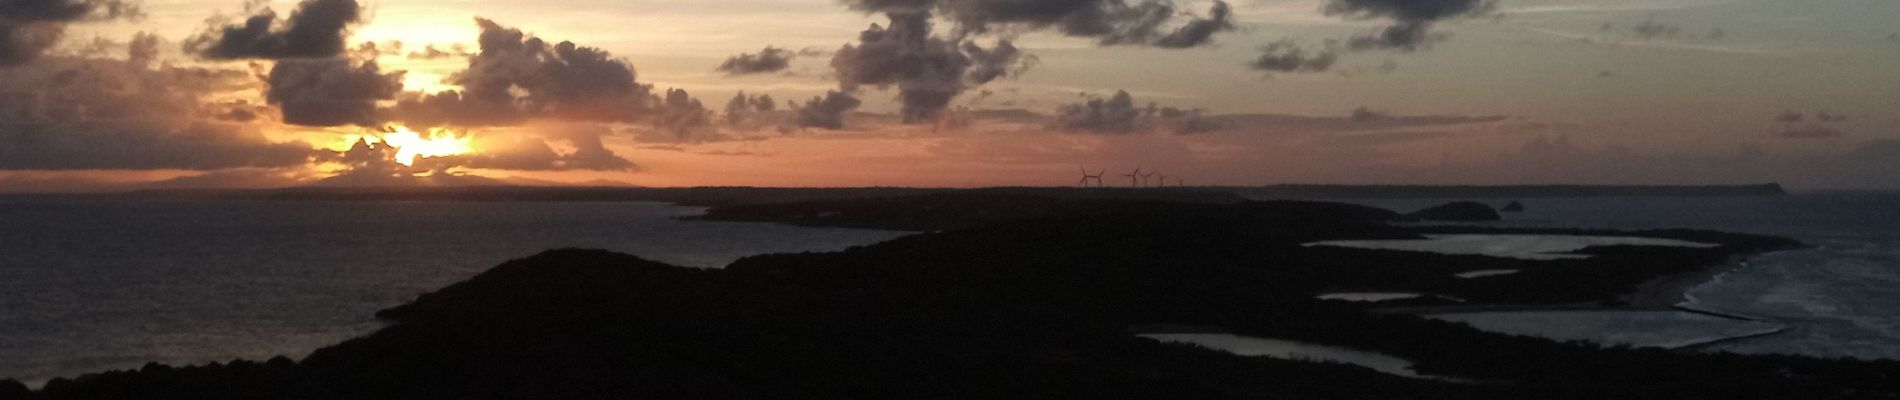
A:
1326;193;1900;360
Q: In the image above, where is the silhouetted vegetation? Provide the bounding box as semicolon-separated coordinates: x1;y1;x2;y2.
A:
10;195;1895;399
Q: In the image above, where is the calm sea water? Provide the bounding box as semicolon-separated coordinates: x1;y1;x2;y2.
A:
1338;193;1900;360
0;200;908;384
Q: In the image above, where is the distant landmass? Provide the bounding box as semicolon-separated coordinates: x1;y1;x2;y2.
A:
2;184;1789;204
1238;184;1787;199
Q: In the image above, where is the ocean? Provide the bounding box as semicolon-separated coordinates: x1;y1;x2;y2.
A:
0;199;908;384
3;193;1896;384
1339;192;1900;360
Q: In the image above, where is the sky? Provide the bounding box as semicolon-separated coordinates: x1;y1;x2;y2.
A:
1;0;1896;191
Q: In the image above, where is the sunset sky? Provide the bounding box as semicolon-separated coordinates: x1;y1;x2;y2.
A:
2;0;1896;191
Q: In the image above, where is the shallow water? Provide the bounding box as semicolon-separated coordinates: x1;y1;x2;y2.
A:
1305;234;1717;260
1427;311;1784;349
1136;333;1429;378
1325;193;1900;360
0;199;908;383
1315;292;1428;302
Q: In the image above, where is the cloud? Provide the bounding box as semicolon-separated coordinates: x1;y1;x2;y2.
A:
651;88;712;139
185;0;360;60
723;91;776;126
831;11;1029;124
844;0;1234;48
265;58;403;126
0;0;140;66
0;54;315;170
1773;110;1851;139
406;44;469;60
389;18;694;127
717;46;795;75
1051;90;1218;135
465;125;636;171
126;31;159;67
1630;19;1682;40
1251;40;1339;74
792;90;861;129
1322;0;1496;51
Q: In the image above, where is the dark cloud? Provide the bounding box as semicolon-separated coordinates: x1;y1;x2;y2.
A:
0;54;316;170
464;126;636;171
831;11;1028;123
1054;90;1143;133
724;91;776;126
652;88;712;138
792;90;861;129
844;0;1234;48
0;121;313;169
1774;110;1804;123
1706;28;1725;40
1631;19;1682;40
0;0;141;66
1151;1;1234;48
126;31;159;67
186;0;360;60
717;46;794;75
1051;90;1218;135
1322;0;1496;51
391;18;685;127
266;58;403;126
1251;40;1338;74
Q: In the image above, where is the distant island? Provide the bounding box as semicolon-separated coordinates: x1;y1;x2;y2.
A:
1237;183;1788;199
10;189;1898;399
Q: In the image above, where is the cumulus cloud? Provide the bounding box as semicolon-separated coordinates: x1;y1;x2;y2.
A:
1051;90;1219;135
792;90;861;129
265;58;403;126
389;18;697;127
1324;0;1496;51
125;31;159;67
1251;40;1339;74
464;125;636;171
652;88;712;138
1;0;140;66
843;0;1234;48
0;56;314;170
717;46;795;75
831;11;1028;124
724;91;776;126
185;0;360;60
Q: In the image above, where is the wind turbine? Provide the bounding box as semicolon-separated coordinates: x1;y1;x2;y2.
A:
1155;173;1167;187
1077;166;1105;187
1123;167;1142;187
1138;170;1155;187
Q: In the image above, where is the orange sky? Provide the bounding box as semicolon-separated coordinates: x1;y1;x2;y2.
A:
2;0;1897;191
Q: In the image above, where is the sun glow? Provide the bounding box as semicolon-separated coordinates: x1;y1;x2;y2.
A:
348;126;476;167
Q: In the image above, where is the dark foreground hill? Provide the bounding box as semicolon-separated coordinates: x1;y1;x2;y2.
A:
9;198;1894;400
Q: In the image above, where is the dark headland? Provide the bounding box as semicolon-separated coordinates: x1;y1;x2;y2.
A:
10;186;1896;400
